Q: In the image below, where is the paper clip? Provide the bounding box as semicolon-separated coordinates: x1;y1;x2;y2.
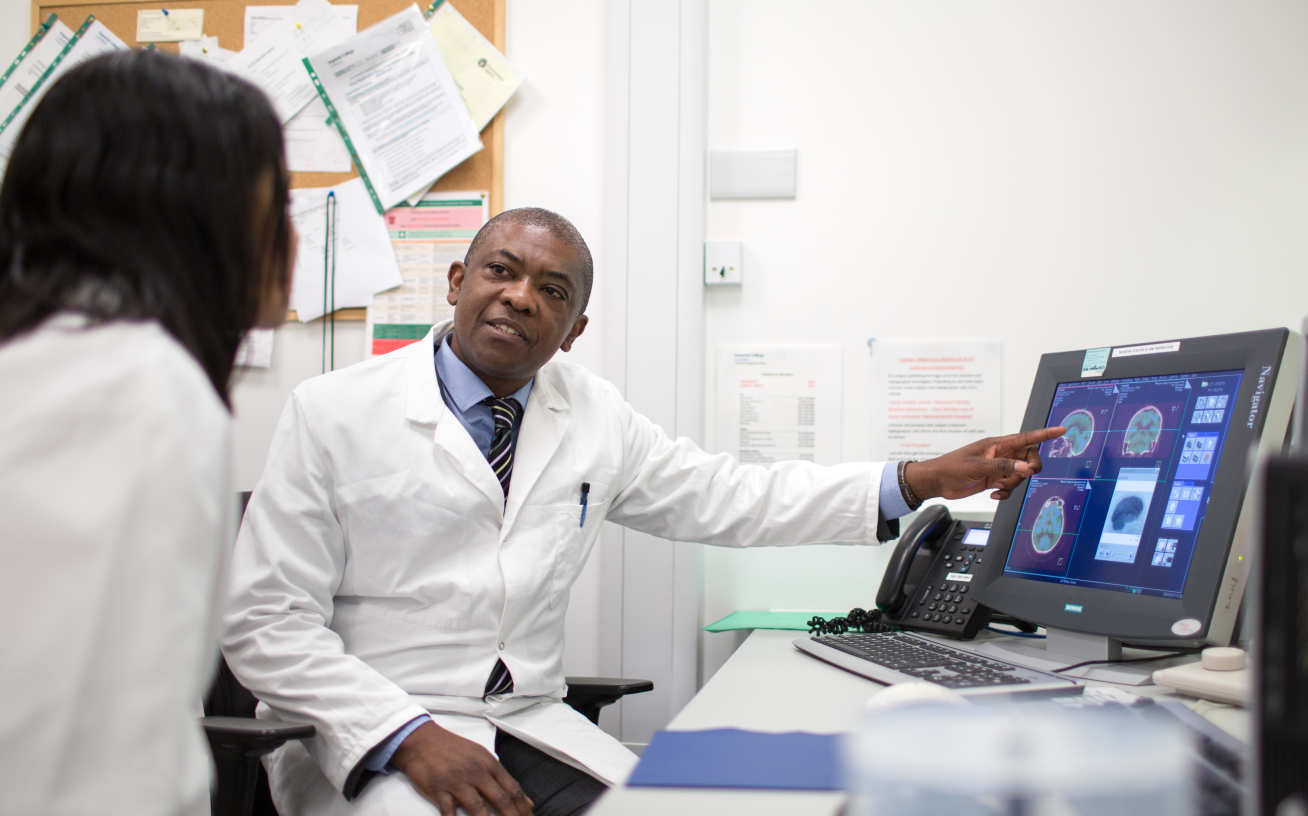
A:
161;8;169;15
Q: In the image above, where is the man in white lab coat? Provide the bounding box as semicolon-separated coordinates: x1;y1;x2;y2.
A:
223;208;1061;816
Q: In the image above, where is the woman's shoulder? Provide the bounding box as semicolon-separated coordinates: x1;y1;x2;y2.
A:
2;314;228;433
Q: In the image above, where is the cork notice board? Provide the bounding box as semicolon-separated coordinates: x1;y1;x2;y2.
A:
31;0;506;320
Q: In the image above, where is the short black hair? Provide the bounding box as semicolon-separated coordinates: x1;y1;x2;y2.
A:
0;50;292;406
465;207;593;315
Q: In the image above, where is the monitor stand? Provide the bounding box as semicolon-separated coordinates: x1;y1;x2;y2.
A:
971;627;1187;686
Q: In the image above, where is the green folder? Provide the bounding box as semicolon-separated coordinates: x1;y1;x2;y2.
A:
703;610;840;632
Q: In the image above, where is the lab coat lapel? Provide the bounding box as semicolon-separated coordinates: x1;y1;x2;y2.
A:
404;323;504;511
505;366;568;523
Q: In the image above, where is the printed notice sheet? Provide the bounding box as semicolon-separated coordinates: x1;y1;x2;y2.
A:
868;338;1003;460
289;177;403;322
869;338;1003;514
304;4;481;213
366;191;488;356
715;345;842;465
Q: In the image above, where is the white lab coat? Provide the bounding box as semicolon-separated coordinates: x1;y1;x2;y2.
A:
223;322;886;807
0;315;230;816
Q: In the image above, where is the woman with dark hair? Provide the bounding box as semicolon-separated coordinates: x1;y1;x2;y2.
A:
0;49;294;813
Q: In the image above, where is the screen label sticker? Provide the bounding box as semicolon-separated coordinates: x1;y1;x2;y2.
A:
1081;347;1110;377
1112;341;1181;359
946;572;974;583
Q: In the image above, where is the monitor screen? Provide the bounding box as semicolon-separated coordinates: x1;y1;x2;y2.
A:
977;329;1301;649
1003;369;1242;600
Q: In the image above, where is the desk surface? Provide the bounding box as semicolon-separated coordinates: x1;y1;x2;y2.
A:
590;628;1248;815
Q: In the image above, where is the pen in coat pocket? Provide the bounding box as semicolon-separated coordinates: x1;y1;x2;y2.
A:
579;482;590;527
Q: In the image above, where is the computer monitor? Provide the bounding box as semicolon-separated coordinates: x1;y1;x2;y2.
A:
974;328;1302;683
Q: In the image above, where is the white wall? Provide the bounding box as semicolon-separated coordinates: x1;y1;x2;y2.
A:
700;0;1308;679
0;0;25;63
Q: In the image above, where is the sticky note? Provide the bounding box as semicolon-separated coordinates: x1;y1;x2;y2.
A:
136;9;204;42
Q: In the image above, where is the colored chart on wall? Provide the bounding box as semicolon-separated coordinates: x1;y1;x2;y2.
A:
366;191;488;356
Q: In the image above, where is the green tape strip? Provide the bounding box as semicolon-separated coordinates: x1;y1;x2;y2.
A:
0;14;57;94
303;55;385;215
422;0;446;20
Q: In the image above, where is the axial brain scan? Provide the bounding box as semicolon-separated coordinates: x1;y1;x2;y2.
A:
1031;496;1066;554
1122;405;1164;456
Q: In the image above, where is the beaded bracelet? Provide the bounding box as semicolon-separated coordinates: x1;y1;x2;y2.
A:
897;460;924;510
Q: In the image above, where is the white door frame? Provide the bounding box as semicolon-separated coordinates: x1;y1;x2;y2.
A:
598;0;707;748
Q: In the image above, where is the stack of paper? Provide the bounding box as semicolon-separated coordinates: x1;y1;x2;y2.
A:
304;4;481;214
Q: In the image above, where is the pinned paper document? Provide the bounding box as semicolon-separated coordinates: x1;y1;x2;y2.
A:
243;0;357;55
425;0;522;131
243;0;357;171
0;15;73;152
178;35;236;65
229;23;319;123
0;16;126;166
304;4;481;213
288;178;403;322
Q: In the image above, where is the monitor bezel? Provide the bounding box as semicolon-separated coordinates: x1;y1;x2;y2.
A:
976;328;1293;645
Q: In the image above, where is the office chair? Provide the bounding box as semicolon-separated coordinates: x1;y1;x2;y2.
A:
202;492;653;816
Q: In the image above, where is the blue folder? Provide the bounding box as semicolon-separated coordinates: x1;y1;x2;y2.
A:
626;728;842;791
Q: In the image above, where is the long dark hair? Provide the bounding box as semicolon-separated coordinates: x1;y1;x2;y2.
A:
0;49;292;406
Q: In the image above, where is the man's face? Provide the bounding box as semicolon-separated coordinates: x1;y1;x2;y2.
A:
446;221;589;396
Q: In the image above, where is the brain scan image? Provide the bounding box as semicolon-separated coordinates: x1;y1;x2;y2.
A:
1109;495;1145;531
1031;497;1066;554
1046;409;1095;458
1122;405;1164;456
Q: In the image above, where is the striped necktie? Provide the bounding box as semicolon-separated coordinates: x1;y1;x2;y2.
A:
482;396;521;698
483;396;522;498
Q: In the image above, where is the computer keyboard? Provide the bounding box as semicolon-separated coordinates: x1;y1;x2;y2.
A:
793;630;1082;696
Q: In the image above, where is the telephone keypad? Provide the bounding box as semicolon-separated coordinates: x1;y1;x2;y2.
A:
891;520;992;639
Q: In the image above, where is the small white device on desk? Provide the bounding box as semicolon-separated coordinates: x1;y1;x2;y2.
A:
1152;646;1250;706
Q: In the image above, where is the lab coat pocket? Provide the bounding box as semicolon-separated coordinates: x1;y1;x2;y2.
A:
544;497;609;609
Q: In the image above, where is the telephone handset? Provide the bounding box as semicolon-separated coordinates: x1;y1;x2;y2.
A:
876;504;994;639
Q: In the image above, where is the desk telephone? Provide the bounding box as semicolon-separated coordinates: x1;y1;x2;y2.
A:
877;505;995;639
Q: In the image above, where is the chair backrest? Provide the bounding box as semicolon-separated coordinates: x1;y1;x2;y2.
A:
205;491;258;719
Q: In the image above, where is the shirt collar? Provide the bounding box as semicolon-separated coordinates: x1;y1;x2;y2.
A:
434;334;533;412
